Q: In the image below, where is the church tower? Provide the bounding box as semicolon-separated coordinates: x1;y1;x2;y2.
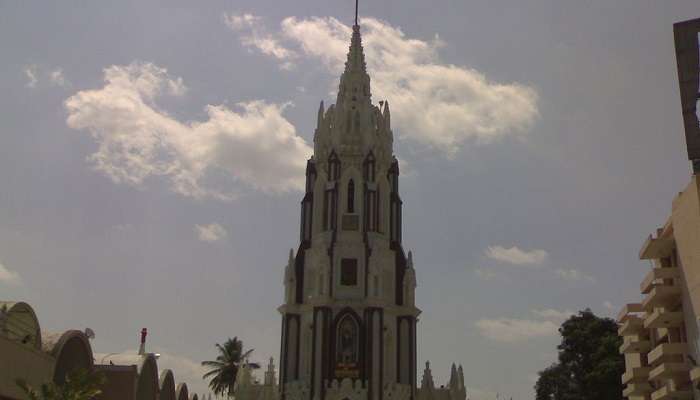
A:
278;10;419;400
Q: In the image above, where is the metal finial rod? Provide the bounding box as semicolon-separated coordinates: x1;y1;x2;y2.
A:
355;0;359;26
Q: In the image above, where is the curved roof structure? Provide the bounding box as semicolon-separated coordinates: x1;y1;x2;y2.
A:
41;330;94;384
135;354;159;400
159;369;176;400
0;301;42;350
176;382;189;400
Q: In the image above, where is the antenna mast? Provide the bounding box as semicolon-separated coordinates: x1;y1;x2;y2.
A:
355;0;359;26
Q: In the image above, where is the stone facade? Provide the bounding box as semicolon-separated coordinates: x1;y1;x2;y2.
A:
239;15;467;400
277;20;419;400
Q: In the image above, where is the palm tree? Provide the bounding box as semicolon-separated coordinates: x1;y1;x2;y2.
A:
202;337;260;397
17;368;105;400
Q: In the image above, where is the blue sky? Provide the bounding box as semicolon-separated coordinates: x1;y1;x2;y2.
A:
1;1;700;398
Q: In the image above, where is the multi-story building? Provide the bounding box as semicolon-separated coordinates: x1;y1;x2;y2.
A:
618;17;700;400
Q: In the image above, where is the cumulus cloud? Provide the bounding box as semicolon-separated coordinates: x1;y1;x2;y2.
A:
531;308;575;322
224;14;538;155
484;245;548;266
555;268;595;283
224;13;297;70
195;223;228;242
24;65;38;88
474;267;500;281
476;309;571;343
0;261;22;286
476;318;558;343
64;62;312;199
49;68;69;87
23;65;71;88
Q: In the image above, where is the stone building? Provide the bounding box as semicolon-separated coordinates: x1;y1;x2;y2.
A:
267;10;466;400
617;17;700;400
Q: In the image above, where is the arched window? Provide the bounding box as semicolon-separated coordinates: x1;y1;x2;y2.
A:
336;315;359;365
328;152;340;181
347;180;355;213
363;152;375;182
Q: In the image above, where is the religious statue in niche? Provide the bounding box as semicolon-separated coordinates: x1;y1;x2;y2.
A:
336;316;359;378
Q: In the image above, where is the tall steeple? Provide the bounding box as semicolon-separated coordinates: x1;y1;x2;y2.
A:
279;4;419;400
336;4;371;108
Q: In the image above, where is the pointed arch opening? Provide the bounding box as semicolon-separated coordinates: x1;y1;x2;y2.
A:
332;309;363;379
347;179;355;213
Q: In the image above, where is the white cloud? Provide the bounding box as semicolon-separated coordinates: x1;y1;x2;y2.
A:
555;268;596;283
531;308;574;322
476;309;572;343
24;65;38;88
195;223;228;242
484;245;548;266
476;318;558;343
64;62;312;199
603;301;615;310
224;13;297;70
49;68;69;87
225;15;538;156
474;267;500;281
0;261;22;286
24;65;71;88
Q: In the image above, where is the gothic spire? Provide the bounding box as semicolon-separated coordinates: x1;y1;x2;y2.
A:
344;24;367;75
449;363;458;388
421;361;435;390
337;6;371;106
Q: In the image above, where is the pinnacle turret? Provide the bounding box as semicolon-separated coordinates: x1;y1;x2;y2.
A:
421;361;435;390
449;363;458;388
336;24;371;107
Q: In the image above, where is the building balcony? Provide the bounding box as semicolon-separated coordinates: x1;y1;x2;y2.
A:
622;366;652;384
642;285;682;311
620;338;652;354
623;383;653;398
641;267;681;294
644;310;685;329
648;361;690;381
623;382;653;398
618;303;644;323
690;367;700;384
648;342;688;365
619;315;646;336
639;222;674;260
650;385;692;400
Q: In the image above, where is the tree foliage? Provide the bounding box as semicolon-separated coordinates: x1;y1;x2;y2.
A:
535;309;624;400
201;337;260;397
16;369;105;400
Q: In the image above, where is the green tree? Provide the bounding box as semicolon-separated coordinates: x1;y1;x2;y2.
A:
535;309;624;400
17;369;105;400
201;337;260;397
